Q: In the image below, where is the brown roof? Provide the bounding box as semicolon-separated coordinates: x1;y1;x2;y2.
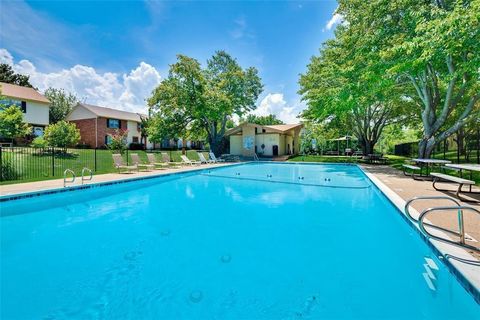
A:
78;103;143;122
225;122;303;136
0;82;50;104
264;124;303;132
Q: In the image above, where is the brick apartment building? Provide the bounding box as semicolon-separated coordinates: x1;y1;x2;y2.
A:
67;103;153;148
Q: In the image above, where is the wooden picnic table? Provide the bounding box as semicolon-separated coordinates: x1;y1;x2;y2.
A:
411;158;451;177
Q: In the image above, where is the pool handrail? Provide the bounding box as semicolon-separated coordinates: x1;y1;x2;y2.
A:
63;169;76;188
418;205;480;253
404;195;461;223
81;167;93;185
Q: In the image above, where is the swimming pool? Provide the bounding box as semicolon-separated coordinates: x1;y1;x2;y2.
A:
1;162;479;319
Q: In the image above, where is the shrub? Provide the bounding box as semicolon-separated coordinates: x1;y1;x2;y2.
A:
129;142;145;150
44;121;81;150
107;129;129;154
31;137;48;149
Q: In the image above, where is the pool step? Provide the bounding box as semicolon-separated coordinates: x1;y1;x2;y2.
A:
422;257;439;291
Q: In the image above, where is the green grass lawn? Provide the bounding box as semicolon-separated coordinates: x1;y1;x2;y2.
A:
1;149;207;185
288;153;480;185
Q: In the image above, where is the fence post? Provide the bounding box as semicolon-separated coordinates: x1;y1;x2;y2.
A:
51;147;55;176
126;149;129;165
94;148;97;172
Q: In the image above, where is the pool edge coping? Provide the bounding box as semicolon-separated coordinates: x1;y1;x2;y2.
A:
359;165;480;303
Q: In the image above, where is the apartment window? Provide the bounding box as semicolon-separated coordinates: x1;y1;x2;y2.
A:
0;99;24;112
132;136;139;143
107;119;120;129
105;135;112;145
262;129;266;133
255;127;258;134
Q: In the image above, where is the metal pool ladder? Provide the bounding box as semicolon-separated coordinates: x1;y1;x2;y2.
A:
81;167;93;185
63;169;76;187
405;196;480;253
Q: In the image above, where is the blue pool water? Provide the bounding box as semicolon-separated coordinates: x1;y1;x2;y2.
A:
1;163;478;319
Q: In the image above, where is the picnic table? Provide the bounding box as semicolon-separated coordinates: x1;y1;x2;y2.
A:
445;163;480;192
411;158;451;177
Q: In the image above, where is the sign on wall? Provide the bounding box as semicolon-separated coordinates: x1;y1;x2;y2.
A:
243;136;254;150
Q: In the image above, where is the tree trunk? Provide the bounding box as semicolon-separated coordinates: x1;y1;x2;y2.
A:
182;137;186;155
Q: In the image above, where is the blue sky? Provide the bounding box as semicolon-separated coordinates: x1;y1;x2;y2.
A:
0;0;339;122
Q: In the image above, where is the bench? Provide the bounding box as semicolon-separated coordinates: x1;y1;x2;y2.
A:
430;172;476;202
402;164;421;179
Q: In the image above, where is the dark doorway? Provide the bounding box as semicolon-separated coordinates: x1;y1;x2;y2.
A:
273;145;279;156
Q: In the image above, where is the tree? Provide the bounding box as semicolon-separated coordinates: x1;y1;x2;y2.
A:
299;25;409;155
44;121;80;151
0;105;31;140
0;64;34;88
244;114;284;125
336;0;480;158
44;87;78;123
138;115;149;148
148;51;263;155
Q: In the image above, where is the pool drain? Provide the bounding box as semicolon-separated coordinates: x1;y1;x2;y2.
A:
221;254;232;263
189;290;203;303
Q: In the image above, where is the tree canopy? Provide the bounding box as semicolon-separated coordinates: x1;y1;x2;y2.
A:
0;64;34;88
300;0;480;158
148;51;263;154
44;87;78;123
0;105;31;140
244;114;284;125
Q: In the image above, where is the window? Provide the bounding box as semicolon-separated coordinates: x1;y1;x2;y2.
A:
255;127;258;134
132;136;139;143
105;135;112;145
33;127;44;137
0;99;25;112
262;129;266;133
107;119;120;129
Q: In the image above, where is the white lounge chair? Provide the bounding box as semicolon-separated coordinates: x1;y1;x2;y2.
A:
198;152;214;164
180;155;201;166
147;153;168;169
131;153;155;171
161;152;182;168
209;152;225;163
112;153;138;173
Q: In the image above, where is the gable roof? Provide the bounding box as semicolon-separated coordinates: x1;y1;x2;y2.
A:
0;82;50;104
225;122;303;136
75;103;144;122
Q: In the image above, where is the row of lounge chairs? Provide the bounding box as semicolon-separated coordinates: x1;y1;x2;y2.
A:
112;152;224;173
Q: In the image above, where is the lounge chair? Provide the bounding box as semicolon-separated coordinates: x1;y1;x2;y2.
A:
209;152;225;163
161;152;182;168
147;153;169;169
180;155;201;166
198;152;214;164
131;153;155;171
112;153;138;173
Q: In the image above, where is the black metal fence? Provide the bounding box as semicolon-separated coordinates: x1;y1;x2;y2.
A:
394;134;480;164
0;147;205;183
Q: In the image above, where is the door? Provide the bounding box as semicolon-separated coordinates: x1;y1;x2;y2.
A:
273;145;279;156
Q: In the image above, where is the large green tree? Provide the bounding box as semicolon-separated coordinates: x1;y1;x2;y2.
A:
0;64;34;88
44;87;78;123
148;51;263;155
337;0;480;158
299;25;410;155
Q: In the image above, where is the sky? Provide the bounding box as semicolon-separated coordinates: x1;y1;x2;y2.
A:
0;0;340;123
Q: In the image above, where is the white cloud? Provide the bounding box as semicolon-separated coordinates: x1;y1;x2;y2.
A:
252;93;305;124
324;13;343;31
2;49;161;113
